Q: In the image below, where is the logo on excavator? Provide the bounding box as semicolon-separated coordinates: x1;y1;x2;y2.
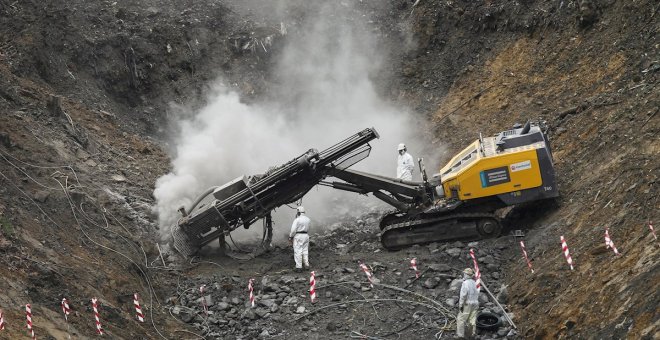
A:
510;160;532;172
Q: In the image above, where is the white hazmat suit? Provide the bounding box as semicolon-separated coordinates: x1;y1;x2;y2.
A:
289;211;311;270
456;273;480;338
397;151;414;181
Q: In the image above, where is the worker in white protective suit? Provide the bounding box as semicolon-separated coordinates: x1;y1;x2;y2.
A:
457;268;480;338
288;206;311;272
396;143;414;181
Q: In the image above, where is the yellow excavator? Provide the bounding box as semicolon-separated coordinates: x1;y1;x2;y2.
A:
376;121;558;249
171;122;558;256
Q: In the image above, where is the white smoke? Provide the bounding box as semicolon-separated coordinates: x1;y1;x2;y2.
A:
154;1;437;243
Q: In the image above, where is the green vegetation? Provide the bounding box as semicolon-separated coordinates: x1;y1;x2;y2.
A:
0;216;14;237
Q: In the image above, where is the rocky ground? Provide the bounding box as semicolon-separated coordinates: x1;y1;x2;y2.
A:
0;0;658;339
168;213;519;340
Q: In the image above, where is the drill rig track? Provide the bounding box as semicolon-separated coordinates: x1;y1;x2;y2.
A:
380;211;502;250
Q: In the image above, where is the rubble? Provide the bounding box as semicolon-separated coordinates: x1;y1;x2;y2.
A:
166;214;520;339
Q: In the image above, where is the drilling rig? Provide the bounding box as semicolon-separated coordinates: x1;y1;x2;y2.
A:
171;123;558;256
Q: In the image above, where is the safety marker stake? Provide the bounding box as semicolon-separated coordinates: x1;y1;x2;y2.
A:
0;308;5;330
61;298;71;321
62;298;72;339
410;258;420;279
26;303;35;339
604;228;620;255
560;236;574;270
248;279;255;308
649;220;657;241
134;293;144;322
469;248;482;290
199;285;209;316
358;262;374;288
519;241;534;273
309;271;317;303
91;298;104;335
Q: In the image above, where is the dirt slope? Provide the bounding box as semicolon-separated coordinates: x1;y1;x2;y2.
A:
0;0;658;339
406;0;659;338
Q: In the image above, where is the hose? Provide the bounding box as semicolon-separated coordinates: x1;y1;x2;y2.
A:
184;186;219;215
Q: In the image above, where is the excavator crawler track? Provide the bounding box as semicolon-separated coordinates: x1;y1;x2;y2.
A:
380;212;502;250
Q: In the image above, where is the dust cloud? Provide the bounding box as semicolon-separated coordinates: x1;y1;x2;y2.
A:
153;1;437;243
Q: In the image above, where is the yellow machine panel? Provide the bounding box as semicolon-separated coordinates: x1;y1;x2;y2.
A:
440;139;545;200
381;122;558;249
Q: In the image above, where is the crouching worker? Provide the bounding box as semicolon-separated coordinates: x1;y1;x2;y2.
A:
457;268;479;338
288;206;310;272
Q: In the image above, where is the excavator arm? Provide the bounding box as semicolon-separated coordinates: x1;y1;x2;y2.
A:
321;168;435;212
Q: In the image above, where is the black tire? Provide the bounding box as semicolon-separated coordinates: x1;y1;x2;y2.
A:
476;312;502;331
476;218;502;238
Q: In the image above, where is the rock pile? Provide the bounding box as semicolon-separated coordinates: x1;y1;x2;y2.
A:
169;215;521;339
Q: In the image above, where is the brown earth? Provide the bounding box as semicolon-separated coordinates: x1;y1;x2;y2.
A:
408;1;659;338
0;0;658;339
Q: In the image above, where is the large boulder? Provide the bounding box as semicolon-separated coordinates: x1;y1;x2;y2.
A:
449;278;463;291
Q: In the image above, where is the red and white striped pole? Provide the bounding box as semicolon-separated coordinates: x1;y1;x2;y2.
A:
26;303;35;339
649;220;657;241
469;248;482;290
519;241;534;273
0;308;5;330
62;297;72;339
134;293;145;323
248;279;255;308
560;236;574;270
61;298;71;321
309;271;317;303
410;258;420;279
91;298;104;335
359;262;374;288
199;285;209;317
604;228;620;256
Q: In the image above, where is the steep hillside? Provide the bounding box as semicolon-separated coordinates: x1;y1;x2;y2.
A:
0;0;657;339
0;0;277;337
405;0;659;338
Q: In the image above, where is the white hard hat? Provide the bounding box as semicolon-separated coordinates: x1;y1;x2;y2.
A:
297;206;305;213
397;143;406;151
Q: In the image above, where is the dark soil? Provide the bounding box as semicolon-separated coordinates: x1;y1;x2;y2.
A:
0;0;658;339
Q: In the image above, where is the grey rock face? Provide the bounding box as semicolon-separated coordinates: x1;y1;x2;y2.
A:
423;277;440;289
428;263;452;272
446;248;462;257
